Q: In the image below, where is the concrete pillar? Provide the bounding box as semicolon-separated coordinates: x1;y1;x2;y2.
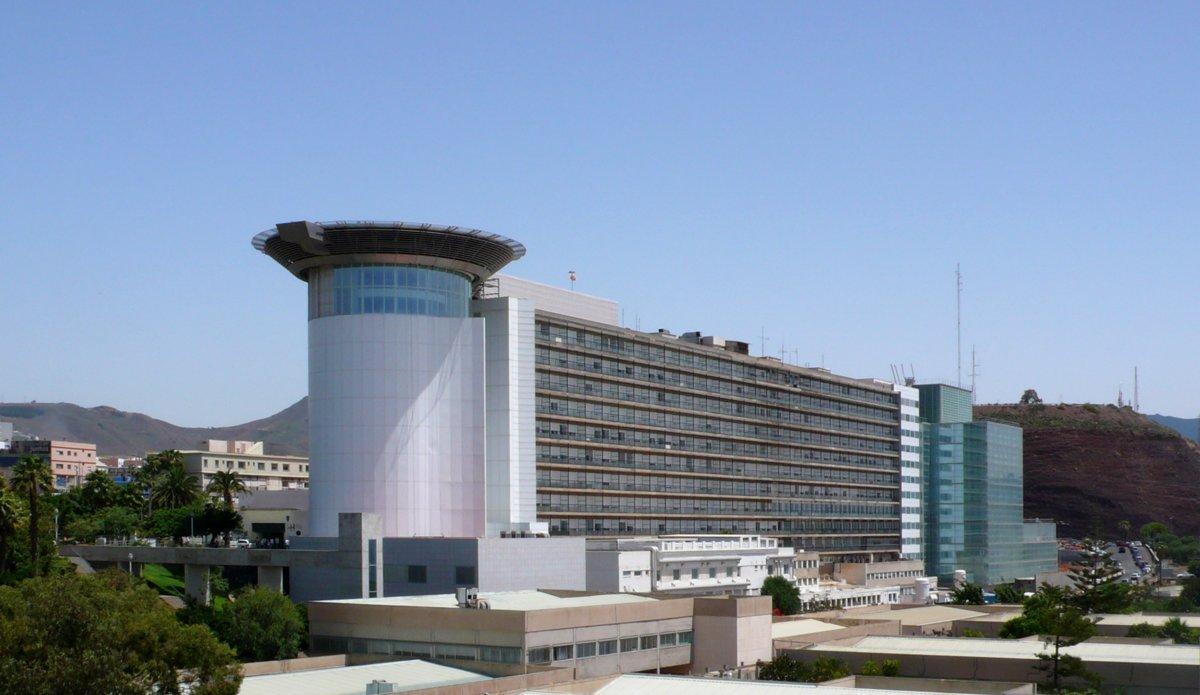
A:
257;565;284;593
184;564;211;606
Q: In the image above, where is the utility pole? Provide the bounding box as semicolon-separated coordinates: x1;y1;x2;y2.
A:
956;263;963;388
1133;366;1139;412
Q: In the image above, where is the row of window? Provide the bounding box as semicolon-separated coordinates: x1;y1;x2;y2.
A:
401;564;476;586
537;349;899;432
536;492;898;518
311;635;521;663
537;469;898;502
200;458;307;473
537;359;897;429
538;422;896;466
538;396;896;446
538;445;899;481
527;631;693;664
308;264;470;319
536;322;896;407
543;513;899;536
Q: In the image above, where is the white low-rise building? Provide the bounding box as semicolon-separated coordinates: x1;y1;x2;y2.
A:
586;535;818;596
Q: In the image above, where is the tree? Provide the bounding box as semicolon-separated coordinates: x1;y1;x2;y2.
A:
1117;519;1131;542
10;456;53;577
1019;389;1043;405
0;571;240;694
951;582;985;605
994;582;1023;604
761;575;801;615
0;492;18;574
205;471;249;509
64;507;139;543
1068;538;1130;614
1000;584;1069;639
79;470;121;512
196;502;243;546
1030;593;1099;692
151;465;202;510
183;586;306;661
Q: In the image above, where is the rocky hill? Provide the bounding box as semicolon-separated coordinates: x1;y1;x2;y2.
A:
0;399;308;457
976;403;1200;538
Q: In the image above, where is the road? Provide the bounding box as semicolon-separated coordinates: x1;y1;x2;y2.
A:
1106;542;1152;584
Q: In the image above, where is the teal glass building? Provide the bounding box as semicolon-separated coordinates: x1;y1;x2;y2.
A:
918;384;1057;585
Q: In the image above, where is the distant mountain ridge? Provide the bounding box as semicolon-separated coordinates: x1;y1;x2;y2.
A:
1147;413;1200;442
0;399;308;457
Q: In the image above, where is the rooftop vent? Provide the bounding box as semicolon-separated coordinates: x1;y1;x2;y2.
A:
366;680;397;695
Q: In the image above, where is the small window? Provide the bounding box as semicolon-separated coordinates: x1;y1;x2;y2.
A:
575;641;597;658
640;635;657;650
726;567;734;577
708;568;716;579
672;569;680;580
620;637;639;653
552;644;573;661
455;566;476;586
598;639;618;655
407;565;427;583
527;647;550;664
691;568;699;579
660;632;677;647
677;631;693;645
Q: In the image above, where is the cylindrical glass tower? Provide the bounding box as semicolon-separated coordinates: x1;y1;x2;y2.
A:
253;221;525;537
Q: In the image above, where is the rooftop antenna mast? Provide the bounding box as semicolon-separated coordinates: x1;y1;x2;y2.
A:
759;327;769;357
956;263;963;388
1133;366;1139;412
569;270;576;292
969;345;980;403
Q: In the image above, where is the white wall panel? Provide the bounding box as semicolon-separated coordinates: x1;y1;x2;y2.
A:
308;314;485;537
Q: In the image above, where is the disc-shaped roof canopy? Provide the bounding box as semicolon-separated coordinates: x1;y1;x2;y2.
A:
252;220;526;282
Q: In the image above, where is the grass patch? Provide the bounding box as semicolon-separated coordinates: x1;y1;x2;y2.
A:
141;564;185;598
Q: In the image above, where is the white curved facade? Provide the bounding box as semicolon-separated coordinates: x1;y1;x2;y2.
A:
308;313;486;538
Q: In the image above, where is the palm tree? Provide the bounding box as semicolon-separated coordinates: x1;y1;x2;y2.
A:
150;465;201;510
205;470;249;508
11;456;54;576
0;491;19;574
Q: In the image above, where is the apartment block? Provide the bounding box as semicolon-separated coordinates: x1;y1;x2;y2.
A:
179;440;308;493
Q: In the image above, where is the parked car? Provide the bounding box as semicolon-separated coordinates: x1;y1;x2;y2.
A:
231;538;252;548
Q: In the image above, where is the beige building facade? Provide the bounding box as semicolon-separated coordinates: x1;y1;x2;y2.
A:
7;440;97;490
180;440;308;492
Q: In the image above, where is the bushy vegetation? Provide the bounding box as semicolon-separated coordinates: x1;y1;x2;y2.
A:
950;582;985;605
761;575;801;615
758;654;849;683
179;586;307;661
0;571;240;694
1126;618;1200;644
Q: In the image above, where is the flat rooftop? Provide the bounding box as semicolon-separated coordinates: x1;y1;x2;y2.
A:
851;605;988;625
771;619;844;640
809;635;1200;665
319;589;659;611
239;659;488;695
574;673;1017;694
1093;612;1200;627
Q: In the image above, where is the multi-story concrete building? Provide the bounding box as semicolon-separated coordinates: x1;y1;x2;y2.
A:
917;384;1056;585
179;440;308;493
251;219;915;598
0;422;13;450
527;310;905;562
307;590;772;678
1;439;97;489
585;534;818;596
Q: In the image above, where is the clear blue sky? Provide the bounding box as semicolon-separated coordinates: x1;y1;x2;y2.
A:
2;3;1198;426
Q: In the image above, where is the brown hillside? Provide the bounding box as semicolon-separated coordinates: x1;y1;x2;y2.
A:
0;399;308;457
976;403;1200;537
